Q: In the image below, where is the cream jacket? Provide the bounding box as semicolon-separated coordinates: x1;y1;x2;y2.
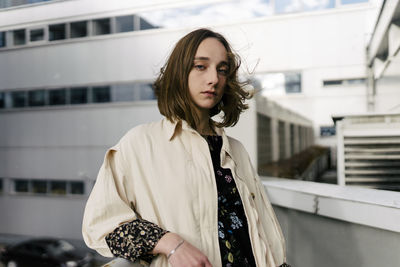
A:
82;118;286;267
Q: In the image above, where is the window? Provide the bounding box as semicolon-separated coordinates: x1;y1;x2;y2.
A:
28;90;46;106
0;92;4;108
139;17;156;30
284;73;301;93
70;21;87;38
116;15;134;33
70;87;88;104
92;18;111;35
13;29;26;45
255;72;302;96
323;78;366;87
30;28;44;42
15;179;29;193
11;91;26;107
32;180;47;194
0;179;3;193
70;181;84;195
320;126;336;136
49;23;66;41
341;0;368;4
92;86;110;103
0;31;6;47
139;83;155;100
49;88;66;105
50;181;66;195
114;83;136;102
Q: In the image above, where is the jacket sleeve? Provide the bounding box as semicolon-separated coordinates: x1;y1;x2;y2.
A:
82;145;138;257
83;143;170;263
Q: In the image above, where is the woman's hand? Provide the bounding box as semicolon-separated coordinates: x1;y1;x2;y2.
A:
152;232;212;267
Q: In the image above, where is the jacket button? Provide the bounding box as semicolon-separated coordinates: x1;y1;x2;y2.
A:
251;193;255;199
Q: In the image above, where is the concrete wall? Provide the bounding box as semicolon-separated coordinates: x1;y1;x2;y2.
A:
275;206;400;267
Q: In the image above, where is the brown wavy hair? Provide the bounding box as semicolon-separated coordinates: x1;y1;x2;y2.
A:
153;28;252;129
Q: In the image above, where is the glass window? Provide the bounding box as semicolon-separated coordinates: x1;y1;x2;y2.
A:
275;0;335;13
30;28;44;42
139;83;155;100
49;23;66;41
70;21;87;38
70;181;84;195
116;15;134;33
139;17;156;30
114;83;136;102
347;78;366;85
28;90;46;107
70;87;88;104
341;0;368;4
92;18;111;35
0;179;3;193
13;29;26;45
32;180;47;194
11;91;26;108
0;92;4;108
255;72;302;96
50;181;66;195
323;80;342;86
15;179;29;193
320;126;336;136
285;73;301;93
49;88;66;105
0;31;6;47
92;86;111;103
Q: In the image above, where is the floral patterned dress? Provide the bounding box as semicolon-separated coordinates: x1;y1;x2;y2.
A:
205;135;256;267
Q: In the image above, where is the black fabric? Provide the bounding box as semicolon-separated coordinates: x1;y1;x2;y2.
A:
205;135;257;267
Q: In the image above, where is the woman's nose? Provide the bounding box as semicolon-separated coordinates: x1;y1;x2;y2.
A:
207;68;219;86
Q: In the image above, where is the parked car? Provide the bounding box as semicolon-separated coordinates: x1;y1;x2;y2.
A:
0;238;95;267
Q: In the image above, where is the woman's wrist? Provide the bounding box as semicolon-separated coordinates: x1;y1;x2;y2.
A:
151;232;183;255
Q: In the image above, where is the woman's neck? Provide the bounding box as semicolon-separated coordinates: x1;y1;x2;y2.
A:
195;111;215;136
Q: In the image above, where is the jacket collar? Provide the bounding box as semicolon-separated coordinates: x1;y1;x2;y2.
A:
163;118;236;166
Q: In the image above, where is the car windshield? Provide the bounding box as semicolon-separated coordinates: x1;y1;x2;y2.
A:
46;240;75;256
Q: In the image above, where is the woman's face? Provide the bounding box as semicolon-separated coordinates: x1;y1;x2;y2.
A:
188;37;228;116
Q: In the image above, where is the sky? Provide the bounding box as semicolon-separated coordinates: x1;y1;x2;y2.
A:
140;0;369;28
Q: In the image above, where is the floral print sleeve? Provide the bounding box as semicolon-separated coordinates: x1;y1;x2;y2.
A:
105;219;168;264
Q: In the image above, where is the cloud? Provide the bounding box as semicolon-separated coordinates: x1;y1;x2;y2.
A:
140;0;273;28
283;0;333;13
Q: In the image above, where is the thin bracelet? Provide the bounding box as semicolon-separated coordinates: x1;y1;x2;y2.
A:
167;239;185;260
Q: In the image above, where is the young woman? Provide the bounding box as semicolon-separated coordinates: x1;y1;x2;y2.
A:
82;28;290;267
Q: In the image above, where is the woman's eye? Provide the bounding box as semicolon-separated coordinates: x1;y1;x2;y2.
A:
218;68;228;76
194;65;206;70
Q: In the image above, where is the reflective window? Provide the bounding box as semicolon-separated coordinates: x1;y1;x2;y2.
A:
92;18;111;35
139;83;155;100
15;179;29;193
11;91;26;107
255;72;302;96
320;126;336;136
70;181;84;195
70;21;87;38
116;15;134;33
114;83;136;102
92;86;111;103
50;181;66;195
0;31;6;47
28;90;46;106
49;23;66;41
342;0;368;4
32;180;47;194
13;29;26;45
30;28;44;42
0;92;4;108
139;17;157;30
49;88;66;105
70;87;88;104
0;179;3;193
275;0;335;14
